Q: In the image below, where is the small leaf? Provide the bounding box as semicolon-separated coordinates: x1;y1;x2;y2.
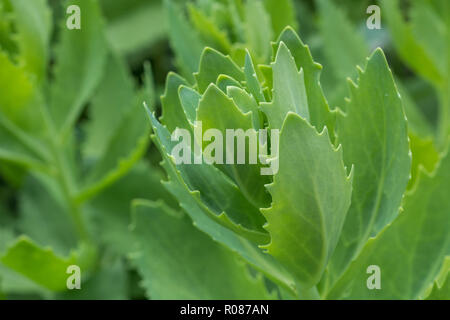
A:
1;237;77;291
195;47;245;93
160;72;191;133
274;27;336;141
261;42;309;129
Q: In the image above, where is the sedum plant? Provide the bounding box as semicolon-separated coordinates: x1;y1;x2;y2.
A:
147;26;450;299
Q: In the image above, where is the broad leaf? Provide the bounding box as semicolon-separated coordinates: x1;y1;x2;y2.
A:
131;200;275;299
327;150;450;299
261;112;352;288
328;49;411;281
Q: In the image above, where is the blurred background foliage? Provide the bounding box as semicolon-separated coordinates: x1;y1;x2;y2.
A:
0;0;447;299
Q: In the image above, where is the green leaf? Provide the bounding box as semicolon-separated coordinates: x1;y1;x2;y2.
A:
244;0;272;64
0;114;50;171
83;53;135;159
274;27;336;141
197;84;270;209
0;51;35;129
9;0;51;82
380;0;443;86
243;51;266;103
424;257;450;300
87;161;176;256
317;0;368;82
1;236;77;291
195;47;245;94
328;49;411;282
261;42;309;129
410;1;446;73
49;0;108;136
188;4;231;54
79;96;150;203
227;85;262;129
164;0;203;83
408;133;440;190
327;150;450;299
131;200;275;299
147;110;295;292
58;256;129;299
149;110;268;243
17;174;78;256
261;112;352;288
178;85;201;125
104;0;167;56
263;0;297;37
160;72;191;133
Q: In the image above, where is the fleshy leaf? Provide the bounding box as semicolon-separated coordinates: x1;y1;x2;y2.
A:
164;0;203;83
195;47;245;94
261;112;352;288
244;0;272;64
263;0;297;37
49;0;108;137
160;72;191;133
149;110;268;243
327;150;450;299
328;49;411;282
197;84;270;209
9;0;51;82
261;42;309;129
1;237;77;291
131;200;275;299
424;257;450;300
274;27;336;141
147;110;295;292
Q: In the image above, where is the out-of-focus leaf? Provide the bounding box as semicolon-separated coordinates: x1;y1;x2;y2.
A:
164;0;203;83
244;0;272;64
131;200;275;299
408;133;440;190
49;0;108;137
9;0;51;82
317;0;368;82
188;4;231;54
87;162;176;256
1;236;77;291
263;0;297;37
424;257;450;300
381;0;443;86
105;0;167;55
17;174;78;256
